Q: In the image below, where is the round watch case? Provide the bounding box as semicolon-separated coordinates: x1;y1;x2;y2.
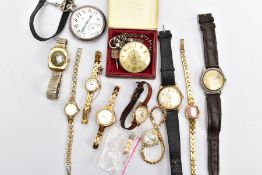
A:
201;68;226;94
96;109;115;127
85;78;100;92
69;6;107;41
119;41;151;73
157;85;183;110
64;103;80;117
48;48;68;71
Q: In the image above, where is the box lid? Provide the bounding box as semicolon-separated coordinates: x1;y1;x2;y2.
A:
109;0;158;30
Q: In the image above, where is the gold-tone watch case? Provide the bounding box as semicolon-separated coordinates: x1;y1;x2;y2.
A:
132;104;149;125
119;41;151;73
157;85;183;110
85;77;101;93
64;101;80;118
201;67;226;94
96;107;116;127
48;47;69;71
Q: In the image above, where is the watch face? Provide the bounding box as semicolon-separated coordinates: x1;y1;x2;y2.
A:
142;129;159;147
157;86;183;110
134;106;149;124
97;109;115;126
50;51;66;67
85;78;100;92
70;6;106;41
202;68;225;92
186;105;200;119
119;42;151;73
65;103;79;117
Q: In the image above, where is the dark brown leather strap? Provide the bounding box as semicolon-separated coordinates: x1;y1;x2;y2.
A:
198;14;219;68
141;82;152;106
206;94;221;175
120;81;152;130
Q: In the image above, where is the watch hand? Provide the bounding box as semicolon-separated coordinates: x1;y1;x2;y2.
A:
82;13;94;32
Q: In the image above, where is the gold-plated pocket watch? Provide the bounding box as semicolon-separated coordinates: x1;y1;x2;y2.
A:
109;33;152;73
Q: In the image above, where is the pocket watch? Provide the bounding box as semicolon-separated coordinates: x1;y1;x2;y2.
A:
119;42;151;73
70;5;106;41
46;38;69;100
109;33;152;73
93;86;120;149
82;51;103;124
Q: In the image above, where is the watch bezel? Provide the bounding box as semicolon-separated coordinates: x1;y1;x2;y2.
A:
132;104;149;124
201;67;226;94
96;108;116;127
119;41;151;73
48;48;68;71
157;85;183;110
85;78;101;92
69;5;107;41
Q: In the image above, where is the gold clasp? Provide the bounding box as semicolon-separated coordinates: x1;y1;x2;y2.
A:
180;39;185;52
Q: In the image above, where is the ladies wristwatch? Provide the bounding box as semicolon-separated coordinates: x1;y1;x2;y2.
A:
120;81;152;130
46;38;69;100
93;86;120;149
63;48;82;175
82;51;103;124
198;13;226;175
158;28;183;175
180;39;200;175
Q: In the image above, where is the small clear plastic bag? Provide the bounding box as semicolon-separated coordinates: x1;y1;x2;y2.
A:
98;126;139;175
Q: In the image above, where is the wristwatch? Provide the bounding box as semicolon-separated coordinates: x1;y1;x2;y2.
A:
158;28;183;175
180;39;200;175
82;51;103;124
120;81;152;130
46;38;69;100
93;86;120;149
63;48;82;175
198;13;226;175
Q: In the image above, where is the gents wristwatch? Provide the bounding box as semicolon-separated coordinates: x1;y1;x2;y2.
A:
93;86;120;149
198;13;226;175
158;29;183;175
120;81;152;130
82;51;103;124
46;38;69;100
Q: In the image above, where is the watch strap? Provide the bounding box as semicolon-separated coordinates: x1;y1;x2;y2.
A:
93;125;105;149
198;14;219;68
120;82;145;130
206;94;221;175
166;110;183;175
158;30;175;86
29;0;74;41
141;82;153;106
46;71;63;100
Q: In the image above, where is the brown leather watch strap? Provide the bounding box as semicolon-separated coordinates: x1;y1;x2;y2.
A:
120;81;152;130
198;13;219;69
206;94;221;175
141;82;153;106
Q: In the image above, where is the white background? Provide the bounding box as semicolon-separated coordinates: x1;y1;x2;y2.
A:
0;0;262;175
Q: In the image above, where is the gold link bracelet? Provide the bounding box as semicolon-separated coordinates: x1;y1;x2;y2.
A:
180;39;200;175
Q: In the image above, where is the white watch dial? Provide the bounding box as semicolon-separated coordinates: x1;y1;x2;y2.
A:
97;109;115;126
65;103;79;116
70;6;106;40
158;86;183;110
85;78;100;92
